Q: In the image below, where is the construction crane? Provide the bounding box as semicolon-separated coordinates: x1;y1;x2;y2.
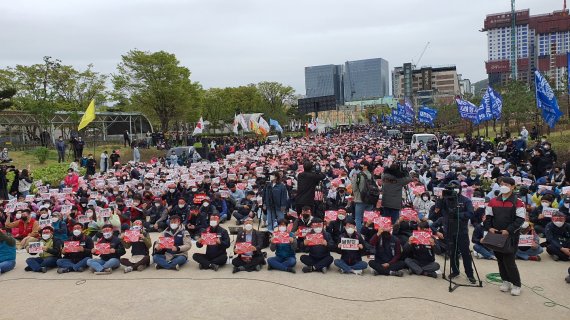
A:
412;42;430;69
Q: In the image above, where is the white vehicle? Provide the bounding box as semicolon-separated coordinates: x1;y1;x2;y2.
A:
267;135;279;143
410;134;438;150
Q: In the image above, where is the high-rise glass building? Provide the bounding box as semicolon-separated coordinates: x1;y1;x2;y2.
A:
304;64;344;105
343;58;389;102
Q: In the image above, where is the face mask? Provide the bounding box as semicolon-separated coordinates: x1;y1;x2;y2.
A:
170;223;179;230
554;221;564;228
313;227;322;233
73;229;82;237
564;203;570;208
68;173;73;176
470;175;477;179
541;202;550;208
422;196;429;201
500;186;511;194
103;232;113;239
137;187;143;190
86;211;94;217
210;221;218;227
169;189;176;193
113;191;118;195
191;188;197;192
244;224;253;231
338;214;346;220
178;204;184;208
453;189;459;194
52;218;59;223
346;227;355;235
154;203;161;207
133;202;140;206
41;213;48;219
203;203;209;207
521;221;529;229
42;234;51;240
278;226;287;232
212;188;219;192
15;213;22;219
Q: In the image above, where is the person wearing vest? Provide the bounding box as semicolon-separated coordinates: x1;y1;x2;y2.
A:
369;228;406;277
120;220;152;273
5;209;39;249
267;219;297;273
484;177;526;296
193;214;230;271
0;230;16;274
87;224;126;275
333;218;368;275
56;223;93;273
25;226;62;273
232;218;265;273
153;215;192;270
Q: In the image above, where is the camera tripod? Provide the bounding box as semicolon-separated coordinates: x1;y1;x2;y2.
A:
440;193;483;292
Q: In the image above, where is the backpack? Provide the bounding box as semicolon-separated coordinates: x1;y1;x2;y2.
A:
357;172;380;205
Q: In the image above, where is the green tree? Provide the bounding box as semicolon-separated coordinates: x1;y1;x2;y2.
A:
498;80;535;129
256;81;295;123
0;88;16;111
113;50;200;131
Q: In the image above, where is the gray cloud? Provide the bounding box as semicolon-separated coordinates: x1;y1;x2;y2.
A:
0;0;559;94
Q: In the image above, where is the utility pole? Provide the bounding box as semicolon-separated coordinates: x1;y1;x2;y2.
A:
511;0;517;81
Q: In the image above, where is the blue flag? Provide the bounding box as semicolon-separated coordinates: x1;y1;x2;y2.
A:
456;98;479;122
488;86;503;120
269;118;283;132
535;71;563;128
418;106;437;127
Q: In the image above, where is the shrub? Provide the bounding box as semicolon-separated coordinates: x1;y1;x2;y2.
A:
33;147;50;164
31;163;85;186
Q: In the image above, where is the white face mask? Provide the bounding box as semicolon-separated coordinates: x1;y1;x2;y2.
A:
422;196;429;201
565;203;570;208
73;230;82;237
191;188;197;192
103;232;113;239
278;226;287;232
86;211;93;218
41;214;48;219
337;214;346;220
313;227;322;233
203;202;209;207
170;223;179;230
500;186;511;194
346;227;355;235
178;204;184;208
541;202;550;208
154;203;161;207
15;213;22;220
169;189;176;193
244;224;253;231
553;221;564;228
42;234;51;240
209;221;218;227
52;218;59;223
521;221;529;229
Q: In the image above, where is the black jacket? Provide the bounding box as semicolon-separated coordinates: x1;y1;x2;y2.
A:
305;231;335;260
337;231;365;265
196;226;230;258
62;234;94;263
235;230;264;258
296;172;326;206
96;235;126;260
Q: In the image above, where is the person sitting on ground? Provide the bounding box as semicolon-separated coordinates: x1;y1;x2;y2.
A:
25;226;62;273
516;221;543;262
56;223;93;273
300;218;334;274
333;218;368;275
5;209;39;249
193;214;230;271
472;220;496;260
0;229;16;274
413;192;435;221
326;208;348;252
233;191;256;225
405;221;440;278
87;224;126;275
529;193;555;237
232;218;265;273
545;212;570;261
153;215;192;270
267;219;297;273
368;226;406;277
146;197;168;232
50;212;68;241
186;206;207;240
211;192;229;223
120;220;152;273
292;206;315;252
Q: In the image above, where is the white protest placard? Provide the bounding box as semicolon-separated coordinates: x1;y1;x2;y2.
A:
340;238;359;251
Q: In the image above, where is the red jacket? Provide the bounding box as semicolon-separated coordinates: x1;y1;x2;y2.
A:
64;174;80;192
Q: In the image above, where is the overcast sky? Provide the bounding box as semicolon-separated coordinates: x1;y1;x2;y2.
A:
0;0;560;95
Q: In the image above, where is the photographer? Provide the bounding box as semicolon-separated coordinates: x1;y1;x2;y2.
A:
436;180;476;284
381;163;412;224
295;161;326;216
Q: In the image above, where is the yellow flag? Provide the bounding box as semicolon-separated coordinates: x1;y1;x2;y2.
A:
78;99;96;130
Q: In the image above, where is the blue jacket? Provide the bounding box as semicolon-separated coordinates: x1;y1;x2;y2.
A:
52;220;68;241
0;233;16;263
263;182;289;210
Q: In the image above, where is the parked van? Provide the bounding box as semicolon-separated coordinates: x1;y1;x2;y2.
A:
410;133;438;149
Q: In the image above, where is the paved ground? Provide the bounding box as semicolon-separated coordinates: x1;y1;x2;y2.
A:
1;227;569;320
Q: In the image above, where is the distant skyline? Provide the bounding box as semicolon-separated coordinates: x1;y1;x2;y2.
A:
0;0;561;94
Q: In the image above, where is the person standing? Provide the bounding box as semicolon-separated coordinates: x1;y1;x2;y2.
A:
133;146;141;163
100;151;108;173
18;168;33;198
76;137;85;159
484;177;526;296
263;172;289;232
124;130;131;147
520;126;529;142
56;136;66;163
381;163;412;224
351;161;375;230
295;161;326;216
85;154;97;177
